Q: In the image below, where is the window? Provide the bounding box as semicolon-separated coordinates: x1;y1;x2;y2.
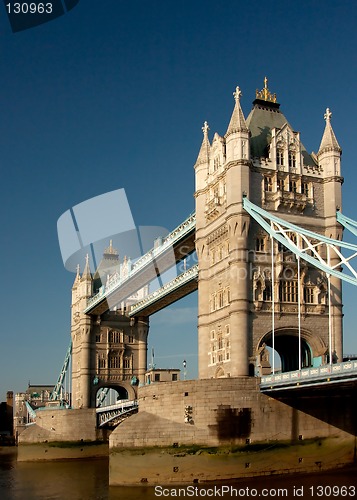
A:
304;287;314;304
172;373;178;381
277;178;285;191
218;336;223;350
263;282;272;301
288;151;296;169
289;180;297;193
124;358;131;369
96;334;101;343
211;293;217;312
211;248;215;265
98;356;106;369
154;373;160;382
256;237;265;252
225;325;230;335
279;281;298;302
214;157;219;171
211;330;215;339
264;176;273;192
277;149;284;166
278;241;286;252
109;354;119;369
128;335;134;343
109;330;121;343
302;182;309;196
218;290;224;308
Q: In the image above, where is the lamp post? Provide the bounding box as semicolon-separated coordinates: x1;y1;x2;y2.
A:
183;359;187;380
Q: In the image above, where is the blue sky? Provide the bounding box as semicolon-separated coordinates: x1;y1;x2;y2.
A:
1;0;357;400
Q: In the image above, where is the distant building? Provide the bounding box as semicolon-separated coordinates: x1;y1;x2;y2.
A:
343;354;357;361
14;384;55;438
0;391;14;444
145;368;180;384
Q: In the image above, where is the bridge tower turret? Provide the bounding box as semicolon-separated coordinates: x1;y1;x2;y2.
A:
317;108;343;361
195;86;251;378
71;255;94;408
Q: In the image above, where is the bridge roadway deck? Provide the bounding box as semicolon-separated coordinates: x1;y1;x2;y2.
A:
260;360;357;392
84;213;195;316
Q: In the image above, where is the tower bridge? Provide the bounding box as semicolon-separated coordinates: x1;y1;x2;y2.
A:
66;77;353;409
19;81;357;464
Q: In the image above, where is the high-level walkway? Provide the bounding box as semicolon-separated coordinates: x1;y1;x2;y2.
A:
84;213;195;315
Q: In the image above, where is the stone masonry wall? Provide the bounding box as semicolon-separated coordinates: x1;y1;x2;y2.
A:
18;408;98;444
110;378;351;449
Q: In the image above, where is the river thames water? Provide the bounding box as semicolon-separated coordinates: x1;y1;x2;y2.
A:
0;448;356;499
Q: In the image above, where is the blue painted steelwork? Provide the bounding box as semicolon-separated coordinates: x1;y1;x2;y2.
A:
337;211;357;238
96;387;109;407
260;360;357;390
243;198;357;286
50;342;72;401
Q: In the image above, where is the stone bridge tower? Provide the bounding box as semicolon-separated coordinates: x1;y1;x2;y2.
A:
71;243;149;409
194;79;343;378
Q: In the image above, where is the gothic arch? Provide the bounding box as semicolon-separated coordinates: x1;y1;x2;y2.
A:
256;327;327;373
214;367;225;378
93;381;136;407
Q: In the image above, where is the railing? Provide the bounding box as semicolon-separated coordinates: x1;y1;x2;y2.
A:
85;212;196;313
25;401;37;420
96;400;138;427
129;264;198;316
260;360;357;390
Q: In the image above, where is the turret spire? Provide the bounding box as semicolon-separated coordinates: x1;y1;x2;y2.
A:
81;253;92;280
318;107;341;155
72;264;81;287
225;85;248;136
195;121;211;166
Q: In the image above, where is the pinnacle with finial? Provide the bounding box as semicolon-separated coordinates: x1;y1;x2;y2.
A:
324;108;332;122
233;86;242;102
202;121;210;137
